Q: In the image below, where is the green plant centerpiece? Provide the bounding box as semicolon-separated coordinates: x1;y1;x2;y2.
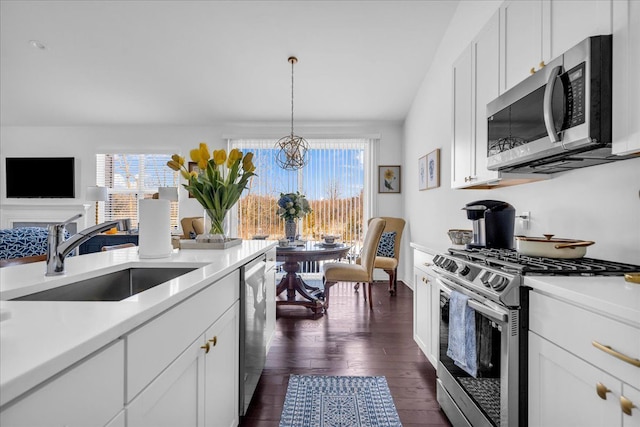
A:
168;143;256;241
277;192;312;240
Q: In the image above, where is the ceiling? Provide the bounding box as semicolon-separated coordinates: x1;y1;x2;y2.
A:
0;0;459;126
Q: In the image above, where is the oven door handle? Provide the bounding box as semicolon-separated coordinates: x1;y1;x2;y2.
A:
437;278;508;324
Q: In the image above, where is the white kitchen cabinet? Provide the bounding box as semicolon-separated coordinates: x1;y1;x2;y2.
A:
127;336;204;427
204;303;240;427
500;0;547;93
127;270;241;426
613;0;640;156
500;0;612;94
0;340;124;427
451;11;501;189
413;248;439;368
128;302;240;427
451;44;474;189
529;290;640;427
623;384;640;427
529;332;621;427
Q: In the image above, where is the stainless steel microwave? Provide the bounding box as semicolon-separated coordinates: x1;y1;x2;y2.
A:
486;35;629;174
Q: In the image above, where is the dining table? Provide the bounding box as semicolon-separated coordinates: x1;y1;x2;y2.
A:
275;240;351;316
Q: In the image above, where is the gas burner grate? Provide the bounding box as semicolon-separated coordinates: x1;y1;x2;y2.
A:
448;248;640;276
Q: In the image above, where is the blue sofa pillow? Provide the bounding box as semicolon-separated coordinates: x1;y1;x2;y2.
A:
376;231;396;258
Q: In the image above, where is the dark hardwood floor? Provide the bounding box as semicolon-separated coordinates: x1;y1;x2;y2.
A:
240;280;452;427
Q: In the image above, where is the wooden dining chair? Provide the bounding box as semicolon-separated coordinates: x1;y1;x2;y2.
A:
322;218;386;311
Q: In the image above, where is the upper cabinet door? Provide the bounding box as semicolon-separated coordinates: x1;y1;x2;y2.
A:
472;11;501;185
613;0;640;156
548;0;613;59
500;0;547;93
451;45;473;189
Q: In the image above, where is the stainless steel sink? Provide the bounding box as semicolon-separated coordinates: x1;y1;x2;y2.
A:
12;267;197;302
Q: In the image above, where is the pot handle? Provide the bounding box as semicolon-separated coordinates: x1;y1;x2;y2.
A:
554;241;595;249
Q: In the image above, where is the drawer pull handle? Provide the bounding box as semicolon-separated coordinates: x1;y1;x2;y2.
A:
208;336;218;346
625;273;640;284
201;342;211;354
592;341;640;367
596;382;611;400
621;396;637;416
423;262;432;267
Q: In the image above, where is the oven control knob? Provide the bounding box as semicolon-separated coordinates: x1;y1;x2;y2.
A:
489;274;508;291
458;265;471;276
478;270;491;286
444;260;458;272
433;255;443;267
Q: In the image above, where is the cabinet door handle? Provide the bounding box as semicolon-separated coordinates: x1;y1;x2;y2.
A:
625;273;640;284
201;342;211;354
592;341;640;367
621;396;637;416
596;382;611;400
530;67;536;75
422;277;429;283
208;336;218;346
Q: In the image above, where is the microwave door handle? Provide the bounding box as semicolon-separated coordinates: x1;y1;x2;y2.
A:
543;65;563;144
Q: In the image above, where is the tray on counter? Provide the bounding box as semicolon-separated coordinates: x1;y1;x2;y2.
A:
179;238;242;250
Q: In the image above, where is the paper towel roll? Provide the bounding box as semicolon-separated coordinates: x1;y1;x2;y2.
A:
138;199;172;259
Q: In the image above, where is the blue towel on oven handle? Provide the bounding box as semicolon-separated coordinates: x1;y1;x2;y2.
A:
446;290;477;377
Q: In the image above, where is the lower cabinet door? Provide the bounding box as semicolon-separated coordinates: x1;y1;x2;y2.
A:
204;302;240;427
413;267;430;357
127;338;205;427
0;340;124;427
529;332;621;427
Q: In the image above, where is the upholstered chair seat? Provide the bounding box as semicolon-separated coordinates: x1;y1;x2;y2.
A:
322;218;386;311
180;217;205;239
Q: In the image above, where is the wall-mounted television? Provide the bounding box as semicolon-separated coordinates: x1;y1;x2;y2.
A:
5;157;76;198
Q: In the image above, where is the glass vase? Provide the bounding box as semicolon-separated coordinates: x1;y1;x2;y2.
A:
284;219;297;242
200;209;231;243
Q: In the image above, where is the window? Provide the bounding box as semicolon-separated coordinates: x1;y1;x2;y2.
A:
96;154;179;228
230;138;374;249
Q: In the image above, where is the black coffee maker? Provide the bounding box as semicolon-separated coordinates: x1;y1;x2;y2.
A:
462;200;515;249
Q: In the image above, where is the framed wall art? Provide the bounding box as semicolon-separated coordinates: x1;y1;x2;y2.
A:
418;155;427;190
378;165;401;193
426;149;440;189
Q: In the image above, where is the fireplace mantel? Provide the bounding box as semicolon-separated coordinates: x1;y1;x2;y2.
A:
0;203;91;231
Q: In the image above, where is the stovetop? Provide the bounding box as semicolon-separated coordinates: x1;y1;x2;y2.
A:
447;248;640;276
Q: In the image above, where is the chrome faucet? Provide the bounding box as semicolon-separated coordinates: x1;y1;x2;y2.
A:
46;213;120;276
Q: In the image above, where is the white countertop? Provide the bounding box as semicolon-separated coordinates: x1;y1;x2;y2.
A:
0;241;276;407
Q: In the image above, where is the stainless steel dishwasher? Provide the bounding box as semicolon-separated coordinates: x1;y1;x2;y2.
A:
239;254;268;415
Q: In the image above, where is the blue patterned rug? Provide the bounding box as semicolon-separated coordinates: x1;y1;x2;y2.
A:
279;375;403;427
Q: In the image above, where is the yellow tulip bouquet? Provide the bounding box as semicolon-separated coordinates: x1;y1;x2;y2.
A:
167;143;256;238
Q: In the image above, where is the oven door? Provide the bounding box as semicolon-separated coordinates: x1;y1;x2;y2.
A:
436;276;523;427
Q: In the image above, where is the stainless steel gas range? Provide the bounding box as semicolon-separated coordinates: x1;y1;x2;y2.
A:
432;248;640;427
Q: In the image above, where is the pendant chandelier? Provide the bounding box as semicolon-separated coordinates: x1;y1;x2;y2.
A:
275;56;309;170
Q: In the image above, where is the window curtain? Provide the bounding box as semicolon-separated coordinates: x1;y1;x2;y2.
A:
229;138;377;248
96;154;179;228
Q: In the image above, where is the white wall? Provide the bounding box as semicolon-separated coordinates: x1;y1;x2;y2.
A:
0;121;405;270
403;0;640;279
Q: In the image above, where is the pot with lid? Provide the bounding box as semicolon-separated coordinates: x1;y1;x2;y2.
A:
462;200;515;249
515;234;595;258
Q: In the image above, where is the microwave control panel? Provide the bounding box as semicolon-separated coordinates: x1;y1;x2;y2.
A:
561;62;586;130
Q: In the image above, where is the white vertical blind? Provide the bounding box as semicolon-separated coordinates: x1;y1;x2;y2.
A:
96;154;179;228
230;138;374;250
